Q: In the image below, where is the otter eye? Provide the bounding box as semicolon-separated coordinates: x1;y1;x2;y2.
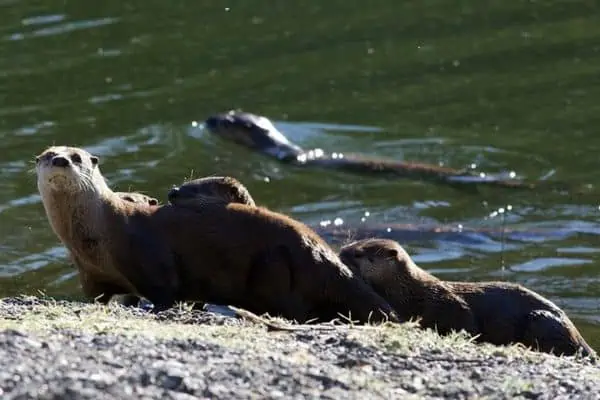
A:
90;156;99;165
70;153;82;163
39;151;57;161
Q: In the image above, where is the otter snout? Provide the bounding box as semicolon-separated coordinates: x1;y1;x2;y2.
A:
52;156;70;168
167;187;180;203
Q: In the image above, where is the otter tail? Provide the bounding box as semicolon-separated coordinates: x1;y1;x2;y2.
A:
521;310;596;358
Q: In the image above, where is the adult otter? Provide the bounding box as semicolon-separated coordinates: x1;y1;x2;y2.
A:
339;238;596;357
35;146;399;323
202;110;561;191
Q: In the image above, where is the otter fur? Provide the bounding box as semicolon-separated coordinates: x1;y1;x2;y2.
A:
339;238;596;357
35;147;399;323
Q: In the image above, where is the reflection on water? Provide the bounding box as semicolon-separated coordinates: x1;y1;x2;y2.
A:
0;0;599;350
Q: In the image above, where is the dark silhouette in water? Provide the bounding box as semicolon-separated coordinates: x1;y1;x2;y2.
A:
202;110;572;192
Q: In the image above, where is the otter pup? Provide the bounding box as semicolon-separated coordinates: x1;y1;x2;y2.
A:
339;238;595;357
36;146;399;323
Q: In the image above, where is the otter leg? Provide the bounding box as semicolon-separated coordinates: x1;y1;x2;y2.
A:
323;269;400;325
520;310;595;357
420;296;478;337
116;233;180;313
78;269;138;305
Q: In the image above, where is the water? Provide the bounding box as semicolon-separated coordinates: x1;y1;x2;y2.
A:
1;0;599;350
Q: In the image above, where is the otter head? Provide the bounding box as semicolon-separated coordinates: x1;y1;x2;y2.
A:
339;238;412;284
35;146;106;195
115;192;159;206
204;110;304;160
168;176;256;207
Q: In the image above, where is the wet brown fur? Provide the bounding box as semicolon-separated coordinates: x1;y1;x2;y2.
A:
36;147;399;323
339;238;596;357
71;191;159;307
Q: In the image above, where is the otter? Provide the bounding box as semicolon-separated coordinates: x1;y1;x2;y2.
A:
339;238;596;357
35;146;399;324
201;110;577;191
167;176;579;248
168;176;256;207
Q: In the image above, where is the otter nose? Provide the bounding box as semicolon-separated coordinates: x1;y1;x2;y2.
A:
167;187;179;202
204;116;221;130
52;156;70;168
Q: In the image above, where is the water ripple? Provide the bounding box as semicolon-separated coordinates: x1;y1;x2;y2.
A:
4;17;119;41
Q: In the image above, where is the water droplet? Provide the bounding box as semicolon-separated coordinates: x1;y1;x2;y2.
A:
479;172;486;178
334;218;343;226
499;208;505;214
263;177;270;183
506;204;513;211
191;121;199;127
364;211;370;217
470;163;477;169
509;171;516;179
225;7;230;11
386;227;392;232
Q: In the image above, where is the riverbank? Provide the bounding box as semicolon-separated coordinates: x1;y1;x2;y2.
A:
0;296;598;399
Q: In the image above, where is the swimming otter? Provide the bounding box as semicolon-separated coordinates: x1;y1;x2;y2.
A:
202;110;561;191
339;238;595;357
35;146;399;323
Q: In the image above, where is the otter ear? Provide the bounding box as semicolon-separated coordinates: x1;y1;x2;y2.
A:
90;156;99;166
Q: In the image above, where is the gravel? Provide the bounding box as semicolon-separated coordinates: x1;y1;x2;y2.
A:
0;296;598;399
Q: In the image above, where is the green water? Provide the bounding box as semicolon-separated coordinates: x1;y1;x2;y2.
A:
0;1;599;350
